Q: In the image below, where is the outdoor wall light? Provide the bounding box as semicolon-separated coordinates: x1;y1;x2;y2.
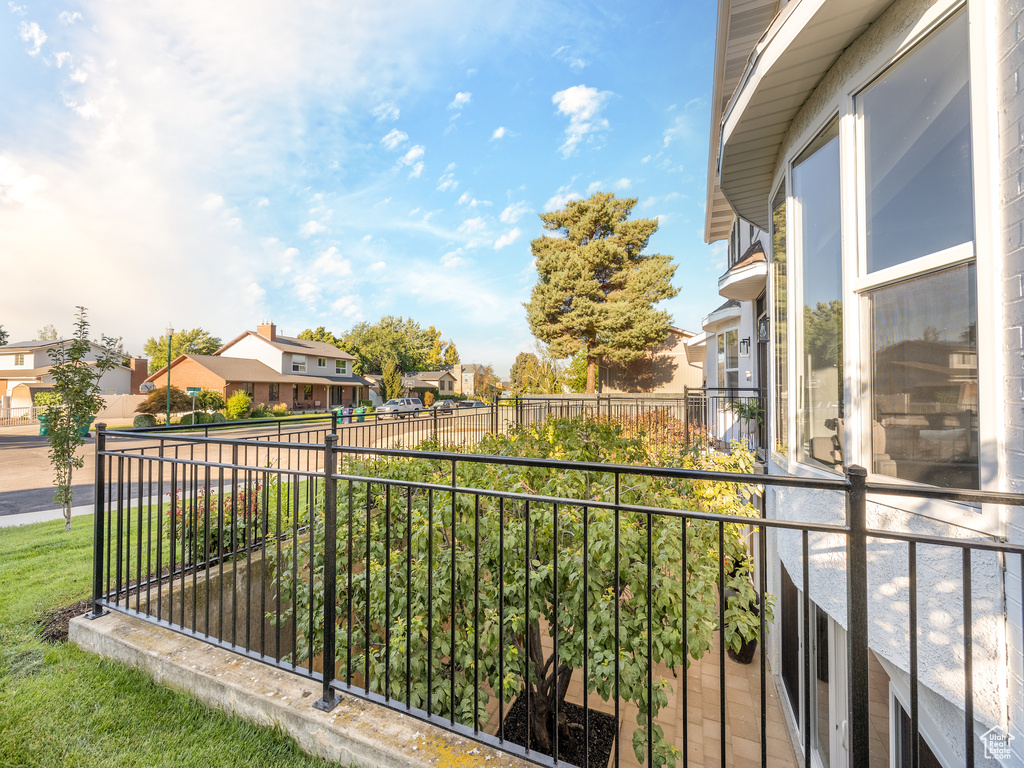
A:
739;338;750;356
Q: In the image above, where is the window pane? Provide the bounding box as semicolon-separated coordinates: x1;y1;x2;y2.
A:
861;11;973;272
869;264;978;488
726;330;738;370
772;184;789;456
813;604;830;767
794;124;843;471
718;334;725;387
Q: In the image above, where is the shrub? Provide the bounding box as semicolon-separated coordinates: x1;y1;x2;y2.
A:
136;386;192;415
210;412;226;423
196;389;225;412
225;391;252;420
132;414;157;428
271;404;290;417
422;391;435;407
250;403;272;419
33;391;63;408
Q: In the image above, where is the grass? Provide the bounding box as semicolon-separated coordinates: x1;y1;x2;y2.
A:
0;516;334;768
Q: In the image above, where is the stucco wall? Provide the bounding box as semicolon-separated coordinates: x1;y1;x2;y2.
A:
220;334;283;372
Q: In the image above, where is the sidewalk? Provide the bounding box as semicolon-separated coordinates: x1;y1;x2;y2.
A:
0;501;94;528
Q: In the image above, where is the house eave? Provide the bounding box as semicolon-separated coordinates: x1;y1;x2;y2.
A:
719;0;893;229
718;260;768;302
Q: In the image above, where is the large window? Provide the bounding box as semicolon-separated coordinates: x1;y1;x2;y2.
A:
860;11;972;274
292;355;306;373
793;121;843;472
857;10;977;488
772;183;788;457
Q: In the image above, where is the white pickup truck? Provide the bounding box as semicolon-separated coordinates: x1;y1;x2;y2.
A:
376;397;422;419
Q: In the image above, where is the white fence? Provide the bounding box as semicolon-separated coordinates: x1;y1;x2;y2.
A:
0;405;44;427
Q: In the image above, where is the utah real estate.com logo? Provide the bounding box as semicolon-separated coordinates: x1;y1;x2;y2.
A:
980;725;1014;761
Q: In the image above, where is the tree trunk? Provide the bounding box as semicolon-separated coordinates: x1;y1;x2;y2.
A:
586;356;596;394
64;464;73;530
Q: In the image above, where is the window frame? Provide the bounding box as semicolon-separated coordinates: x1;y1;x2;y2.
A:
14;353;25;366
768;0;997;532
292;355;306;373
317;357;326;368
717;329;740;389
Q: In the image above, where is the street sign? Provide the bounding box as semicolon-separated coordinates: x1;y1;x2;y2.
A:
186;387;201;396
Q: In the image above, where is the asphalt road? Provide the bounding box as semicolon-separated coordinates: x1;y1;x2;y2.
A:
0;411;489;519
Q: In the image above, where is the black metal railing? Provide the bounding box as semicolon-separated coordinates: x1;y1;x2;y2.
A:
682;387;767;453
87;420;1023;768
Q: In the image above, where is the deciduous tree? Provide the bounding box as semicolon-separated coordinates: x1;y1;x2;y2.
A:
0;325;8;346
37;324;59;340
298;326;341;347
44;307;120;530
525;192;678;393
382;357;403;401
143;328;223;373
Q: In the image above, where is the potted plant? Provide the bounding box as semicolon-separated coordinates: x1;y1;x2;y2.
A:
722;551;774;664
725;398;764;435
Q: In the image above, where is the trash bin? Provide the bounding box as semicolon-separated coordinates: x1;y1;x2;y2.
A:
355;407;366;423
38;413;48;437
341;406;353;424
77;417;94;437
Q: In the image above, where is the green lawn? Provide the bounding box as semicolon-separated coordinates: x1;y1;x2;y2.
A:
0;516;334;768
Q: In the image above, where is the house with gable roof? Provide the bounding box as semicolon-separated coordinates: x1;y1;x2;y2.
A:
145;322;370;410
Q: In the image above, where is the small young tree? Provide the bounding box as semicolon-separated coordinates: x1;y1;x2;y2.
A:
44;307;120;530
382;357;403;401
136;386;193;421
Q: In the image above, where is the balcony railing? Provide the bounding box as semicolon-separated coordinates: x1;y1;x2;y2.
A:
86;417;1023;767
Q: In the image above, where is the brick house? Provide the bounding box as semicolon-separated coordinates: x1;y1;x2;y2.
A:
145;323;370;410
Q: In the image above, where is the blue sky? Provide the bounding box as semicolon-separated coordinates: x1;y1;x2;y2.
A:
0;0;723;375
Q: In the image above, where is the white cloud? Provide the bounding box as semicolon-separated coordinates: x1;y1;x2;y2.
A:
361;234;372;242
202;193;225;211
399;144;424;166
330;295;360;317
69;68;88;83
494;228;521;249
444;162;456;171
7;2;26;16
256;196;270;207
300;220;326;237
553;45;587;71
641;155;652;164
543;183;581;211
586;181;601;194
663;114;693;147
369;261;386;272
58;10;83;24
408;162;424;179
613;177;632;191
448;91;471;110
500;201;530;224
54;51;71;67
18;20;46;55
552;84;614;157
380;128;408;150
372;101;399;122
436;171;458;192
491;126;506;140
440;248;465;268
459;217;487;234
457;192;490;208
312;246;352;277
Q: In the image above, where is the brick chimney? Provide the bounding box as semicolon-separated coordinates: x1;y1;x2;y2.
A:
130;358;150;394
257;321;277;341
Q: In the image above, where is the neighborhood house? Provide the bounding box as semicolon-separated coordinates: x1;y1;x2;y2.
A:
145;322;371;410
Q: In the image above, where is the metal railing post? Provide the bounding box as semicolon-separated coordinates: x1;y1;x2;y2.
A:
314;433;341;712
88;423;109;619
846;465;869;767
331;409;338;434
683;386;690;446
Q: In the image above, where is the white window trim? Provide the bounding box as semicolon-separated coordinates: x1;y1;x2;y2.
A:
767;1;1000;532
292;354;306;373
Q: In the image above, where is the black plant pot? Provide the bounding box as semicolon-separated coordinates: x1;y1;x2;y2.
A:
723;585;760;665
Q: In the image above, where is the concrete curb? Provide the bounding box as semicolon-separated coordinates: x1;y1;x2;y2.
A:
70;611;532;768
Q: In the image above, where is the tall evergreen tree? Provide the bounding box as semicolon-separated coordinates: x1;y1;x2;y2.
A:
524;192;678;393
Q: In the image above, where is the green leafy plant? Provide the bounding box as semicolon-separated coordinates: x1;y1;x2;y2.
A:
136;387;192;421
133;414;157;428
43;307;120;530
271;404;290;418
273;417;768;766
210;412;227;424
196;389;226;412
724;398;764;425
225;391;253;420
250;403;272;419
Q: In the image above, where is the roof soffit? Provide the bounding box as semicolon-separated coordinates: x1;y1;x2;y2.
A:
719;0;893;229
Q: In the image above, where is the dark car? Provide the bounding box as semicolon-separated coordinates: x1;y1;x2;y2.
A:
458;400;488;409
431;399;457;413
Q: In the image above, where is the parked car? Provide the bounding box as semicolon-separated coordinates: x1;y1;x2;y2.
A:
431;399;457;413
376;398;422;419
458;400;488;409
